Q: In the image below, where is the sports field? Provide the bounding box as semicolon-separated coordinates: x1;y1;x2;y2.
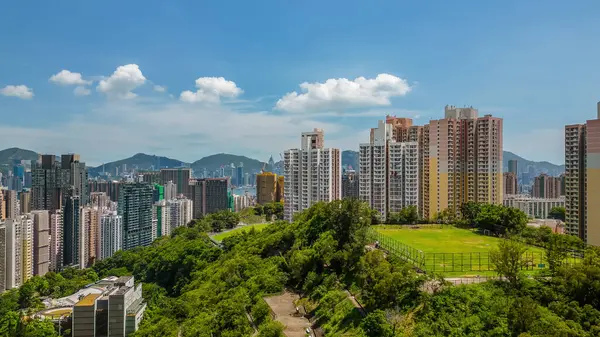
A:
373;225;546;275
212;223;270;241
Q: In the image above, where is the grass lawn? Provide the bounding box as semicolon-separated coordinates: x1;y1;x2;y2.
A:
212;223;270;241
373;225;547;276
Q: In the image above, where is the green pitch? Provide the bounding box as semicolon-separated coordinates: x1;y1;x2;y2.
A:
373;225;546;275
212;223;270;241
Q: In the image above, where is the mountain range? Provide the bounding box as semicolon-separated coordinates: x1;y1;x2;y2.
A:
0;147;565;178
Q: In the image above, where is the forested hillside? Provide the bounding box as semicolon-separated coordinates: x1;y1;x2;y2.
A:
2;200;600;336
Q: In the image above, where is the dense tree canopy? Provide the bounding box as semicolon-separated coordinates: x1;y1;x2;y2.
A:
1;199;600;337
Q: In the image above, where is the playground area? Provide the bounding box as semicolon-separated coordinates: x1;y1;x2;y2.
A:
372;225;550;276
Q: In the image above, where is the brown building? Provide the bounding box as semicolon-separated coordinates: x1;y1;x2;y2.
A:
503;172;518;196
19;191;31;214
256;172;283;204
0;191;4;220
565;102;600;245
532;173;562;199
190;178;229;218
424;106;503;218
160;168;192;199
342;170;359;199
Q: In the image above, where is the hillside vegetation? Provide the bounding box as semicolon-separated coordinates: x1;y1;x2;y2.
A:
1;200;600;336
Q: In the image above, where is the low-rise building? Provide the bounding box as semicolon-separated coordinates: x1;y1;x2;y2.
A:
503;194;565;219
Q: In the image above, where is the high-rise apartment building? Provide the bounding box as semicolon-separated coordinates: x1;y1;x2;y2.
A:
30;210;50;277
4;190;18;218
63;196;81;268
49;210;63;271
532;173;563;199
503;172;518;196
256;172;283;204
342;170;359;199
20;215;33;284
118;183;153;251
164;181;177;201
89;180;121;202
284;129;341;221
190;178;229;218
160;168;192;198
508;159;518;174
565;103;600;244
0;191;4;220
152;200;168;239
90;192;109;208
99;211;123;260
0;223;6;292
19;191;31;214
2;219;19;289
81;207;100;267
32;154;89;210
423;106;503;218
359;120;419;220
166;198;193;231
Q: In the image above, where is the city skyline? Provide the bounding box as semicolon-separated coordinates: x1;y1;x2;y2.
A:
3;1;600;165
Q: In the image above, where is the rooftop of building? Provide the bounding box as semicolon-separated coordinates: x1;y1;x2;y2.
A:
75;293;102;307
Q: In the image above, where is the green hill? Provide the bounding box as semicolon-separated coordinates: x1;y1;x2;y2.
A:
190;153;267;173
88;153;187;176
0;147;38;174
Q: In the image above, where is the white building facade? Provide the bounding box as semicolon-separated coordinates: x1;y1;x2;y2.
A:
99;211;123;260
284;129;341;221
503;194;565;219
359;120;420;220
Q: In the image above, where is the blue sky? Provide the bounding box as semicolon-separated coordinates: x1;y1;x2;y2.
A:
2;0;600;166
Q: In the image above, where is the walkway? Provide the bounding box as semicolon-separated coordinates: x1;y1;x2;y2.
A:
264;292;313;337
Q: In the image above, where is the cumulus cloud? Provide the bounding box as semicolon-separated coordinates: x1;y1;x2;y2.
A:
180;77;243;103
97;64;146;99
0;85;34;99
73;86;91;96
153;85;166;93
275;73;411;113
49;70;91;86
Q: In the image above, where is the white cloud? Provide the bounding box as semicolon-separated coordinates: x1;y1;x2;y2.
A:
180;77;243;103
49;70;91;86
275;73;411;113
73;86;91;96
97;64;146;99
0;85;34;99
0;99;347;166
153;85;166;93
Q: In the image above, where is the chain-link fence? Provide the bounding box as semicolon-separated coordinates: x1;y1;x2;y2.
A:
369;228;581;274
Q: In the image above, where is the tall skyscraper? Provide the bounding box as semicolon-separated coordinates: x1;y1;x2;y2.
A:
90;192;109;208
62;154;89;205
167;198;193;231
32;154;88;210
63;196;81;267
2;219;19;289
190;178;229;218
508;159;518;174
118;183;153;250
30;210;50;277
284;129;341;221
359;120;419;220
236;163;244;186
160;168;192;198
49;210;63;271
503;172;518;196
565;102;600;244
99;211;123;260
